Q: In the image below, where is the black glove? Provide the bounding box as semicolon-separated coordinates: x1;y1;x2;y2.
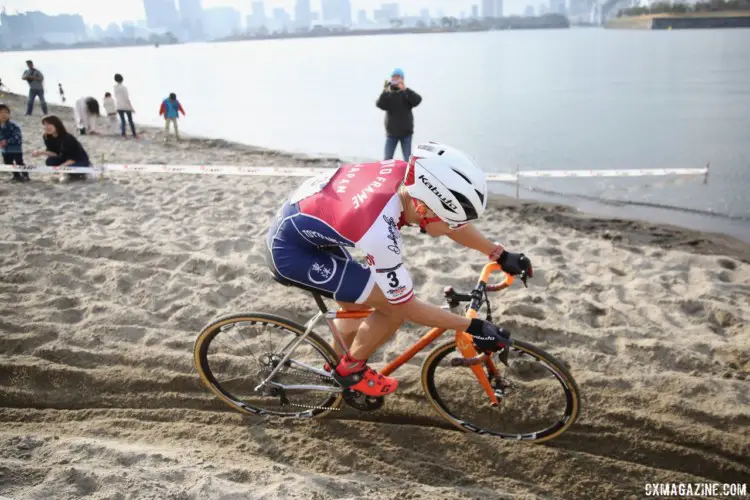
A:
497;251;533;278
466;318;512;353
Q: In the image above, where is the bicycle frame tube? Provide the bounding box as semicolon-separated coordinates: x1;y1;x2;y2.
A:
316;262;507;405
381;327;446;376
254;311;325;392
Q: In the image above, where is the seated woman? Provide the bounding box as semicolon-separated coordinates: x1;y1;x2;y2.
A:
32;115;92;183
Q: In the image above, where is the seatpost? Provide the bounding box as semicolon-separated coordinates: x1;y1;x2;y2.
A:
312;293;328;313
313;293;349;356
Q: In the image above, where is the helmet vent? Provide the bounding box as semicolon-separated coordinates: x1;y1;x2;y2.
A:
452;169;471;184
449;189;479;221
475;189;485;204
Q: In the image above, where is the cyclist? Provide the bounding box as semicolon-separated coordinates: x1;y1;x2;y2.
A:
265;142;533;397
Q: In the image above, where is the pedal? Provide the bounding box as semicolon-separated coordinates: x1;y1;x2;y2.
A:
342;389;385;411
270;387;290;406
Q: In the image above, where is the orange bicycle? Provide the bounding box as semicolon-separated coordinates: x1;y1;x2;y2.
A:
194;262;581;442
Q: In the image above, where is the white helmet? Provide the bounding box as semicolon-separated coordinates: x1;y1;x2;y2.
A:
404;142;488;226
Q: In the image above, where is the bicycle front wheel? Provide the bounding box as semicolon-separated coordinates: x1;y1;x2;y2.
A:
194;313;343;418
422;339;580;442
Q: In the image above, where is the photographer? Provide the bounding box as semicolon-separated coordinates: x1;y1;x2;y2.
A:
376;68;422;161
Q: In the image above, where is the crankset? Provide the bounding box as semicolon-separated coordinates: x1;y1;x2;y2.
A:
342;389;384;411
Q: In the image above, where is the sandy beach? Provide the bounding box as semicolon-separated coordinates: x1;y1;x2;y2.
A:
1;94;749;499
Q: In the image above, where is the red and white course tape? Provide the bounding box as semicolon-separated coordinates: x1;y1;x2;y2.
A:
0;164;709;181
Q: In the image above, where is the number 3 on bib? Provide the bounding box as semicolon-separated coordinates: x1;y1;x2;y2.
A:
387;271;399;287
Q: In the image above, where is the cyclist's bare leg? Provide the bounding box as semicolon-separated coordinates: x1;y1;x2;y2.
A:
331;287;402;395
345;286;405;361
331;306;395;354
331;302;367;356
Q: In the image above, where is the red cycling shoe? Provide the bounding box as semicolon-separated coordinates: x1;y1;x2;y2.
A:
332;366;398;397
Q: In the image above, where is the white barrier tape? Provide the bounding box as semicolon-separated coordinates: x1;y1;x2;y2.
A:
0;165;101;174
506;167;708;179
102;164;334;177
0;164;708;180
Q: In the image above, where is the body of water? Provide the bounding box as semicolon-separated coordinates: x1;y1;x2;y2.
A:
2;28;749;240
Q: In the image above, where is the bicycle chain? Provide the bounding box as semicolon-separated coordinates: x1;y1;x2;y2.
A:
260;364;342;412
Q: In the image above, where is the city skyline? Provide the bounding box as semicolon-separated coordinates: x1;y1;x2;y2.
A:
0;0;531;26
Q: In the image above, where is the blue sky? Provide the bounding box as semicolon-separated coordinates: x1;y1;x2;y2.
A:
1;0;523;26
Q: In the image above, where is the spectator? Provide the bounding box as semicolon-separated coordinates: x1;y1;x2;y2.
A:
113;73;137;138
74;96;101;135
0;104;29;182
32;115;92;183
102;92;118;133
58;83;66;103
159;92;186;142
22;60;49;116
376;68;422;161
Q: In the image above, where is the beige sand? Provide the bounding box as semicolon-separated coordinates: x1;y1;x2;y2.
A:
1;94;749;499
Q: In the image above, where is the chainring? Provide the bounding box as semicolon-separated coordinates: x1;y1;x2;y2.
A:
342;389;385;411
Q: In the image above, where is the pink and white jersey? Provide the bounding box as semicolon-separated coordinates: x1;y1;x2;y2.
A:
288;160;414;305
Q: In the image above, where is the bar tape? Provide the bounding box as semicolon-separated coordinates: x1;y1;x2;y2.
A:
0;164;709;181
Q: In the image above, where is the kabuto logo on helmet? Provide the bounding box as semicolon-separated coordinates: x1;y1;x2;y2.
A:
418;174;458;213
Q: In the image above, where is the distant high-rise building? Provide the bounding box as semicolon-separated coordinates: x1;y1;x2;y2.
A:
471;5;479;17
549;0;566;14
105;22;123;38
271;7;292;31
178;0;203;39
143;0;180;33
92;24;106;39
568;0;593;18
420;8;430;19
203;6;240;39
374;3;399;23
321;0;352;25
0;10;87;47
295;0;312;29
357;9;369;25
524;4;536;16
247;1;267;29
481;0;495;17
495;0;504;17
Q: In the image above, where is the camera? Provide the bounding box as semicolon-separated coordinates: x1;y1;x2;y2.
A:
384;79;400;91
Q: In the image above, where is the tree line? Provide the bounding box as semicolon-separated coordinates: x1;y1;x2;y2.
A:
619;0;750;16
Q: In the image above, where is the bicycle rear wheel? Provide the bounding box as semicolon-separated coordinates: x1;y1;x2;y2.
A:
194;312;343;418
422;339;580;442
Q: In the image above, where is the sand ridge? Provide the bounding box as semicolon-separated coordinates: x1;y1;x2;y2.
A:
0;94;749;499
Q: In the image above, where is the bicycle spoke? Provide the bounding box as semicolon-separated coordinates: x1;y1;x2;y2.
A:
424;340;580;441
195;314;342;417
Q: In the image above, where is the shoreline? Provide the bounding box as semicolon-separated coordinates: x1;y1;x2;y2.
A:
3;91;748;252
607;10;750;29
0;16;572;53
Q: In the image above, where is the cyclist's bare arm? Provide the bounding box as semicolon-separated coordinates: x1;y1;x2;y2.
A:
445;223;501;256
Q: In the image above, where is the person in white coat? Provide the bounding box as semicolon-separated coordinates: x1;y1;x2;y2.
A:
74;96;101;135
102;92;118;134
